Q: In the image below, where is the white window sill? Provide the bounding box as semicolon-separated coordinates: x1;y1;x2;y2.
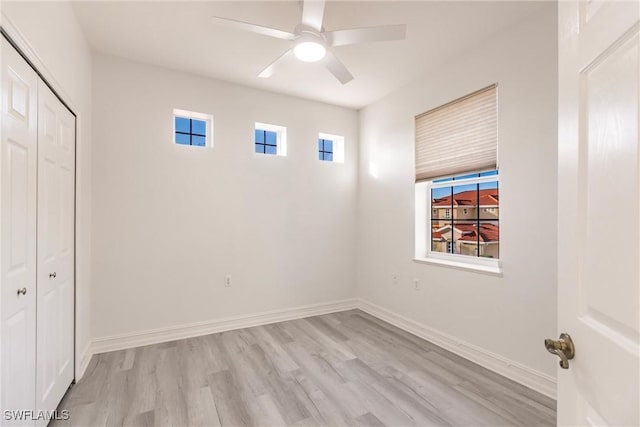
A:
413;257;503;276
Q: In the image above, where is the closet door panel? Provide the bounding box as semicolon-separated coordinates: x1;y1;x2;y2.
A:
1;38;38;424
36;80;75;421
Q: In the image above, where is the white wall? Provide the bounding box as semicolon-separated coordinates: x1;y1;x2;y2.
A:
356;3;558;386
1;1;93;376
91;54;358;339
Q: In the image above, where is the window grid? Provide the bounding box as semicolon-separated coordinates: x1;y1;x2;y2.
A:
255;130;278;155
318;138;334;161
175;118;206;146
430;171;499;259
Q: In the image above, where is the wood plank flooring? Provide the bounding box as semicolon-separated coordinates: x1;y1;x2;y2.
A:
53;310;556;427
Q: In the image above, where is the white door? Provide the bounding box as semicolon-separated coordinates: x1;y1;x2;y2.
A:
35;80;75;420
0;38;38;424
557;1;639;426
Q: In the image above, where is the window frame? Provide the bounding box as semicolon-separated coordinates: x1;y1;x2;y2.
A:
255;122;287;156
173;109;213;148
415;172;501;273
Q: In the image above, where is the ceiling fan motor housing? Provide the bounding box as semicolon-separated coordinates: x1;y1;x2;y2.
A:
293;28;327;62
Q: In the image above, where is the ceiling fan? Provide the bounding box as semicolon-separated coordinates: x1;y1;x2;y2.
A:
211;0;407;84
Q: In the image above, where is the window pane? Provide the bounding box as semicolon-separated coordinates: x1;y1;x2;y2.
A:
265;131;277;145
175;132;191;145
255;143;264;153
480;170;498;177
479;221;499;258
479;181;499;219
192;135;206;147
265;145;277;155
454;220;479;256
325;152;333;162
175;117;190;133
431;186;452;227
318;139;324;152
323;140;333;152
319;152;324;161
431;221;452;254
452;182;478;221
255;129;264;144
192;119;206;135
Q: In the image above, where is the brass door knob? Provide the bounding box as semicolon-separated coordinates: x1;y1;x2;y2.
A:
49;272;56;279
16;287;27;296
545;333;575;369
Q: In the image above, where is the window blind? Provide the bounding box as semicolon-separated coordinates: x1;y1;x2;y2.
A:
415;85;497;182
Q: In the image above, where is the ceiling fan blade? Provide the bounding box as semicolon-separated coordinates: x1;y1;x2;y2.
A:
301;0;325;32
323;50;353;84
325;24;406;47
258;49;294;78
211;16;296;41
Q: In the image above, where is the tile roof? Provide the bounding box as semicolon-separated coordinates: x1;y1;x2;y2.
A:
433;189;499;207
432;222;499;243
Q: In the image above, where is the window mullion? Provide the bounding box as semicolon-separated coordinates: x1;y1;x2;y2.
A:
450;186;454;254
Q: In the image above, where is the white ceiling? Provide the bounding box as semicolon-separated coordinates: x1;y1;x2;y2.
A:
72;1;544;109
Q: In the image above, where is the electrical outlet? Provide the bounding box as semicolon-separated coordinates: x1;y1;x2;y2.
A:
413;278;420;290
224;274;232;287
392;274;399;285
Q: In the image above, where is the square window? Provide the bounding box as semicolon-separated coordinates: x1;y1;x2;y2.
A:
318;133;345;163
255;123;286;156
318;138;334;162
173;109;213;148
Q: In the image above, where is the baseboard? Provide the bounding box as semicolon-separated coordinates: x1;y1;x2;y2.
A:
90;298;358;355
357;298;557;400
76;342;93;380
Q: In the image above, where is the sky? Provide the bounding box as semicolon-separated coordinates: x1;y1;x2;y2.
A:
432;171;498;200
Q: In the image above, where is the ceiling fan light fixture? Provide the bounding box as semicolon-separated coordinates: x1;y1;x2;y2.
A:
293;41;326;62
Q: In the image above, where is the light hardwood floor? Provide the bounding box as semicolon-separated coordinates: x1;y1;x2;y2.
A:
54;310;556;426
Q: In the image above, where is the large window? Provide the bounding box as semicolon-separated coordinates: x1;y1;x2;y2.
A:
414;85;499;272
174;109;212;147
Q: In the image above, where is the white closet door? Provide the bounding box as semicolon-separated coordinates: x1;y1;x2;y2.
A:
1;38;39;424
35;80;75;420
